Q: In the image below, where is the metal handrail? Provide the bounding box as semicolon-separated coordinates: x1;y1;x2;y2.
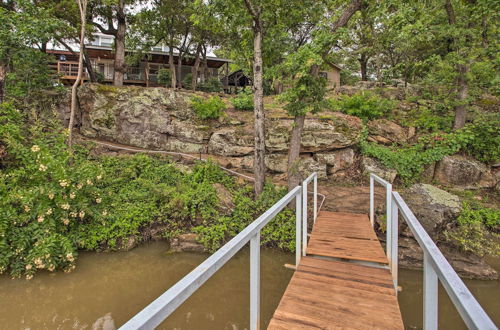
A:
119;184;304;330
301;173;318;256
369;173;397;289
392;192;496;330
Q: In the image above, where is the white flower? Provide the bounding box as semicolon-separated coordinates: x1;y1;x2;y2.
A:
70;212;77;218
25;264;32;270
95;198;102;204
37;215;44;223
24;205;30;212
86;179;93;186
69;192;75;199
46;208;53;215
76;183;83;190
60;203;70;210
26;274;33;280
102;210;108;216
48;264;55;272
48;193;54;200
59;180;69;187
39;164;47;171
78;210;85;219
63;218;69;225
96;175;102;180
31;145;40;152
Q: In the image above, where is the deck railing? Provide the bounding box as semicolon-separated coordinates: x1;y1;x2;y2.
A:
301;173;318;256
391;192;496;330
120;183;307;330
369;173;398;288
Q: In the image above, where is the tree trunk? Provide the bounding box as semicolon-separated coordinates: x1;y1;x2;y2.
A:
83;45;97;82
359;53;368;81
453;63;469;129
287;115;305;190
191;44;202;91
168;39;176;88
69;0;87;147
252;22;266;196
113;0;126;86
0;64;5;103
177;50;183;88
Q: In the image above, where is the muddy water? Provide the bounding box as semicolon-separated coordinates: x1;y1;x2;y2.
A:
0;242;294;329
0;241;498;329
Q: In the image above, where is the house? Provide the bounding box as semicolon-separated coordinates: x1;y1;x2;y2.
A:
320;63;341;89
48;33;231;88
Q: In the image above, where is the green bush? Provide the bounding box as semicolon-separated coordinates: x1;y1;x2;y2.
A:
329;92;395;121
182;73;193;88
460;114;500;163
197;77;223;93
0;102;297;278
157;68;172;87
231;88;254;111
444;202;500;257
191;96;226;120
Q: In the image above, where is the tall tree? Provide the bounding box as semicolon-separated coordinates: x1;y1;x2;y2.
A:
285;0;363;190
89;0;130;86
68;0;87;147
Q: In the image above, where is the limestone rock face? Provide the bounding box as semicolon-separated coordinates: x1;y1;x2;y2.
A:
401;184;461;237
434;155;495;189
77;85;363;180
361;156;397;183
265;114;363;152
367;119;407;144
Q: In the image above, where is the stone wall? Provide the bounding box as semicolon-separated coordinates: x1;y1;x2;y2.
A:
75;84;364;180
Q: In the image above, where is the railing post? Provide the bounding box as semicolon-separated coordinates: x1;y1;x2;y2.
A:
391;196;398;291
250;232;261;330
423;252;438;330
313;175;318;223
302;182;308;257
369;175;374;227
386;183;393;271
295;188;302;267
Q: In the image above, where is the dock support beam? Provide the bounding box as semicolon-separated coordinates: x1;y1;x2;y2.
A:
250;233;261;330
423;252;438;330
295;190;302;266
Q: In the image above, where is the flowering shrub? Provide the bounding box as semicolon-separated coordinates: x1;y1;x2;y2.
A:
0;103;296;278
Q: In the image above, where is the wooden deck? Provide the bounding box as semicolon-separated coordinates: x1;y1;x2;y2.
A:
268;211;403;329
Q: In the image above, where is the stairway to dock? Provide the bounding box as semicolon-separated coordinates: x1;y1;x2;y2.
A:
268;211;404;329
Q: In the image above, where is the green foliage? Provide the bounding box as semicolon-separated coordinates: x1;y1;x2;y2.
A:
329;92;395;121
193;184;295;252
182;73;193;88
191;96;226;120
157;68;172;87
361;114;500;184
197;77;224;93
231;88;253;111
444;202;500;257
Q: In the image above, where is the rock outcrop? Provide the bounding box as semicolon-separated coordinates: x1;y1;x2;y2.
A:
401;184;461;237
433;155;495;189
361;156;397;183
367;119;407;145
76;84;362;180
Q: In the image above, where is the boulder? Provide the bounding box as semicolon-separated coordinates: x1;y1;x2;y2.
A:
361;156;397;183
398;237;498;280
401;184;461;237
316;148;356;175
208;128;253;156
213;183;234;213
434;155;495;189
170;233;205;253
367;119;407;144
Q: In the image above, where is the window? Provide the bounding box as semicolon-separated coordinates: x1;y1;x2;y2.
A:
100;36;113;47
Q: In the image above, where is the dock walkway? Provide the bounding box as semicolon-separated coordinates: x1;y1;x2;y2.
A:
268;211;404;329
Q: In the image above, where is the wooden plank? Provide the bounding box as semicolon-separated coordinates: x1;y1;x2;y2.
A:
307;211;389;264
268;257;404;330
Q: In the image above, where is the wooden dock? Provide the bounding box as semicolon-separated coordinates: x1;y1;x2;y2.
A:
268;211;404;329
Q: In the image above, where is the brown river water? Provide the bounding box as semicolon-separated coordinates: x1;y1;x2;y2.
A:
0;241;498;329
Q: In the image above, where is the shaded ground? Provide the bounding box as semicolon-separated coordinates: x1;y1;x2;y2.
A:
319;184;386;214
